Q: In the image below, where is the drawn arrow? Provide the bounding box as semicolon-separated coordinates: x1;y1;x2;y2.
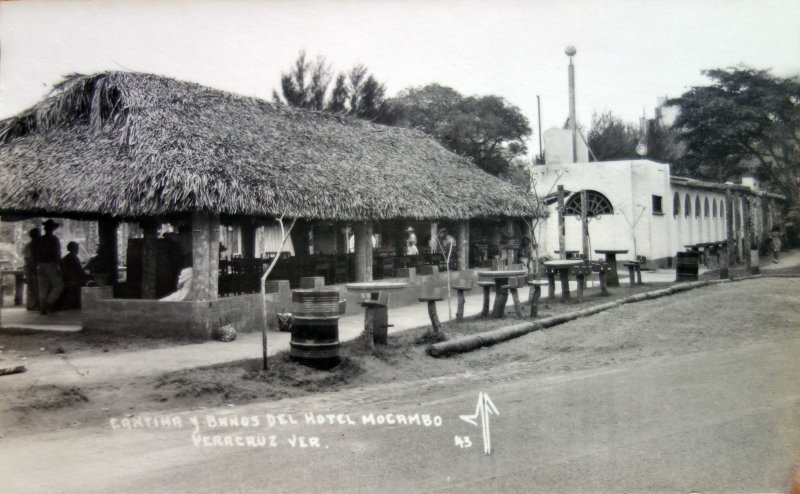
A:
459;392;499;454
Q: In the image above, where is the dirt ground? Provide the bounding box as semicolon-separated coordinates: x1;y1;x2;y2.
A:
2;273;798;439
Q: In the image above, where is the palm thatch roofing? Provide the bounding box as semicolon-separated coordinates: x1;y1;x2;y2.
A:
0;71;543;221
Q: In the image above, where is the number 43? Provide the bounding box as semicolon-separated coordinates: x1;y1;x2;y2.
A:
454;435;472;448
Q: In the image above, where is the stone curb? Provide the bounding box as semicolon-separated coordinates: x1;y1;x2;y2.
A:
425;274;797;358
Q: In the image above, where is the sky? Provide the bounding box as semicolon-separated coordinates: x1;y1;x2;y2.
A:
1;0;799;157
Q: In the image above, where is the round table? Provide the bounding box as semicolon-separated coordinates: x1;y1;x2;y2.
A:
594;249;628;287
543;260;584;302
476;270;526;318
346;281;408;347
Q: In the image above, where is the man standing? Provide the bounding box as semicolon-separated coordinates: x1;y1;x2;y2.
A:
23;227;41;311
36;219;64;314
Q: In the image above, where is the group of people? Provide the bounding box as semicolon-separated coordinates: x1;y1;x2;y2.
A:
23;219;107;314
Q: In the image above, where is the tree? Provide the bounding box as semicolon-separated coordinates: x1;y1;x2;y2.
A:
645;118;684;167
272;51;331;111
274;52;394;123
587;111;639;161
391;85;531;176
667;67;800;206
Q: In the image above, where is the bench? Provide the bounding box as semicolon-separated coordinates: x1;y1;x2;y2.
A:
450;280;474;321
418;289;444;336
526;275;549;318
476;280;495;318
623;261;642;285
500;276;526;316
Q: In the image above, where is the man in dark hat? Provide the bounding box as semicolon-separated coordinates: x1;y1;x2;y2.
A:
36;219;64;314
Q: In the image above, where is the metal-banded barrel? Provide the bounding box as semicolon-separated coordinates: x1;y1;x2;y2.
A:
289;289;341;369
676;252;700;282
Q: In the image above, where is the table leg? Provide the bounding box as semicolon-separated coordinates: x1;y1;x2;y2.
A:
606;254;620;287
481;285;491;318
491;279;509;318
547;273;556;303
558;269;571;302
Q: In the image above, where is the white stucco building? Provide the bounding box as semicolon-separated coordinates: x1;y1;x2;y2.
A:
530;160;783;267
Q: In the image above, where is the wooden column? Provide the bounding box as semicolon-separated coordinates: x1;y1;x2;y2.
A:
353;221;373;282
557;185;566;258
725;190;735;266
457;220;469;271
98;219;119;284
190;212;220;300
141;221;158;299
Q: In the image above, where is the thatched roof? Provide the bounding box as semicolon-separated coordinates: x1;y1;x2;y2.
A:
0;72;543;221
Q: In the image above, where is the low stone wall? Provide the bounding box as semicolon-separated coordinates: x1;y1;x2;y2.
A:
81;286;289;340
80;268;480;340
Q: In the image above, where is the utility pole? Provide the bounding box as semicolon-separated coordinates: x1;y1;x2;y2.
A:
536;95;544;164
566;45;577;163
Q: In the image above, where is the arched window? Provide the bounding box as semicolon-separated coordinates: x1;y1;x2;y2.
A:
563;190;614;217
712;199;717;217
673;192;681;217
704;198;710;217
684;194;691;218
695;196;701;218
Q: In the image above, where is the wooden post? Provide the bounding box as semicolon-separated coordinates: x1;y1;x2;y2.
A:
479;283;491;318
547;270;556;303
580;190;590;260
141;221;158;299
457;220;469;271
557;185;566;259
98;219;119;284
725;189;735;266
241;222;256;259
719;246;730;279
558;269;571;301
190;212;220;300
353;221;373;282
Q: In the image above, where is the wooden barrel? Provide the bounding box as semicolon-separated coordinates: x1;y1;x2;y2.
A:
676;252;699;281
290;289;341;369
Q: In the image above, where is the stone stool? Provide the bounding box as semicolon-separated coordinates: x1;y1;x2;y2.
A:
623;261;642;285
591;261;611;296
418;289;444;335
361;291;390;347
477;280;494;318
570;263;594;302
500;275;525;316
526;275;549;318
450;279;475;321
544;266;556;303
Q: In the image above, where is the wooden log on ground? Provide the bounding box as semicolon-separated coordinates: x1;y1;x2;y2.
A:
0;365;27;376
